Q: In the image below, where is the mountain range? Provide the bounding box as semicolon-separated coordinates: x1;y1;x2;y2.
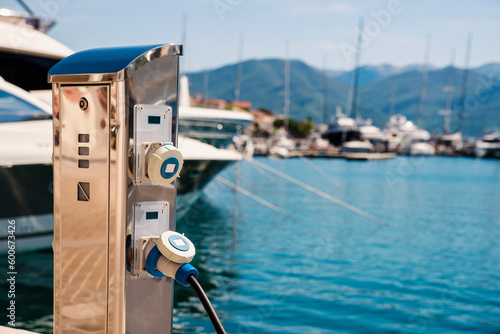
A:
186;60;500;136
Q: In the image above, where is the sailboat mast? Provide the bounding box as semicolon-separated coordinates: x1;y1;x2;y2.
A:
203;70;210;107
234;33;244;102
389;76;396;117
350;17;363;120
442;49;455;134
416;34;431;128
284;39;290;132
322;55;328;125
458;32;473;134
180;13;187;75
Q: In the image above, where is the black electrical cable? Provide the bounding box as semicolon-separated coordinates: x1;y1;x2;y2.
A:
186;274;227;334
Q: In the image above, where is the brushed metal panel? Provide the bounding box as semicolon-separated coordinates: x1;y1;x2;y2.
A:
125;52;179;334
54;85;109;333
107;81;126;334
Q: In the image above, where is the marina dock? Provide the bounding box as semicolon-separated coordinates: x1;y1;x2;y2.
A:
256;146;398;160
341;152;397;160
300;151;397;160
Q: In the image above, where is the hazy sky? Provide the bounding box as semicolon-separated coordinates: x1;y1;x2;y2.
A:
9;0;500;72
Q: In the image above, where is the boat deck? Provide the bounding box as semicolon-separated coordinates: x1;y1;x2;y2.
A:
0;326;38;333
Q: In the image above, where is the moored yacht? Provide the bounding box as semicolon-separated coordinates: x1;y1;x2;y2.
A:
358;119;390;152
322;110;362;146
409;141;436;156
0;8;72;92
178;75;254;149
384;114;435;155
474;132;500;158
0;78;54;253
323;111;388;153
435;132;463;156
341;140;374;153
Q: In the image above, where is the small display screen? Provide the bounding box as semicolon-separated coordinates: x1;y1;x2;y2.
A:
146;211;159;220
148;116;161;124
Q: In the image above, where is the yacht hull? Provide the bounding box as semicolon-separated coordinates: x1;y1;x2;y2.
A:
0;159;235;254
475;141;500;158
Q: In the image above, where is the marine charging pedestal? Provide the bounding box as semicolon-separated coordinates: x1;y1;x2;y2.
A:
49;44;184;333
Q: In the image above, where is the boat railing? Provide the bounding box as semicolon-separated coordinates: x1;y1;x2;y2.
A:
0;8;55;32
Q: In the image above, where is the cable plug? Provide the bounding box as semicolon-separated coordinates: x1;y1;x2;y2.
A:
144;231;198;286
148;231;226;333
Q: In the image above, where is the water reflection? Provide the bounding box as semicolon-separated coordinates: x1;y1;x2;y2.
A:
0;250;53;334
174;195;240;333
2;157;500;334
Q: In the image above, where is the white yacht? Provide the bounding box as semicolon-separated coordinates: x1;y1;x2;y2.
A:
0;8;72;92
0;78;54;253
435;132;463;156
322;109;390;152
341;140;374;153
322;110;361;146
178;75;254;149
384;114;435;155
358;119;390;152
475;132;500;158
409;142;436;156
267;130;296;158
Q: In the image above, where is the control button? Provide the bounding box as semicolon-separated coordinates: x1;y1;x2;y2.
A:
78;159;89;168
78;147;89;156
78;134;89;143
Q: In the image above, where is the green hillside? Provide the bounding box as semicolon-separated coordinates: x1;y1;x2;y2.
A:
186;59;500;136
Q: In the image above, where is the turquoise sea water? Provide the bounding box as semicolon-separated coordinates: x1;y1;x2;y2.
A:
2;156;500;333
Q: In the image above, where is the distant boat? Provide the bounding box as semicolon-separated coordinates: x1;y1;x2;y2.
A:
322;110;362;146
384;114;435;155
299;132;330;151
474;132;500;158
341;140;374;153
358;119;390;152
268;131;296;158
435;132;463;156
409;142;436;156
